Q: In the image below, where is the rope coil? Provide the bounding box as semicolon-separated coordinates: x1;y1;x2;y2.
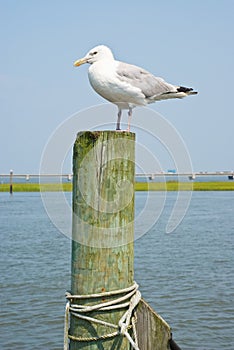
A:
64;281;141;350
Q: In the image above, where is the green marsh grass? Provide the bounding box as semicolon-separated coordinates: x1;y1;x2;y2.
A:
1;181;234;192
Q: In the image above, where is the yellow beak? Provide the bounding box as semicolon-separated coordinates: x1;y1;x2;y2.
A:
73;57;88;67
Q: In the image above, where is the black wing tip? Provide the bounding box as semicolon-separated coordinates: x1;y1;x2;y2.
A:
177;86;193;93
177;86;198;95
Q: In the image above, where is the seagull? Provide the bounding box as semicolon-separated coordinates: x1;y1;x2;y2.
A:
74;45;197;131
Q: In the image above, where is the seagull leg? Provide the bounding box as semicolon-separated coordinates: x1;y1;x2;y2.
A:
127;107;133;132
116;109;122;130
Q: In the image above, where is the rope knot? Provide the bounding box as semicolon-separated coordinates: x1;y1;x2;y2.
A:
119;321;128;335
64;281;141;350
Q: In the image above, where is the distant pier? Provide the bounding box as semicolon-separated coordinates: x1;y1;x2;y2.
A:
1;171;234;181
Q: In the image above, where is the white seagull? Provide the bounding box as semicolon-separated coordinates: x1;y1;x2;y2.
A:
74;45;197;131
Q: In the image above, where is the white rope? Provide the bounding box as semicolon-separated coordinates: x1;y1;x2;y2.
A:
64;281;141;350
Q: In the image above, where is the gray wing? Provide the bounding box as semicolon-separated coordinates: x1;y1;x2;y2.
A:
116;62;177;98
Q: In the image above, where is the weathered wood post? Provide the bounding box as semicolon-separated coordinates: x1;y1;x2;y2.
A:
69;131;135;349
9;169;13;195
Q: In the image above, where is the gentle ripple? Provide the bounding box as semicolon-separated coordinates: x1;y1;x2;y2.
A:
135;191;234;349
0;191;233;349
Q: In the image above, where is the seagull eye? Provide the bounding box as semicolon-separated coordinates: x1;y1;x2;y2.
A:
91;51;98;56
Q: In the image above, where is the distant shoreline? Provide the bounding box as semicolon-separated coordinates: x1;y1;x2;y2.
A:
1;181;234;192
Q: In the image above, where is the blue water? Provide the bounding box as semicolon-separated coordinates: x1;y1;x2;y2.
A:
0;192;233;349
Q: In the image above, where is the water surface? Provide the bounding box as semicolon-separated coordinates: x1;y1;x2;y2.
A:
0;192;233;349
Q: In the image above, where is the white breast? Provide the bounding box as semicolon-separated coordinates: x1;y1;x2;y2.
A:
88;61;146;108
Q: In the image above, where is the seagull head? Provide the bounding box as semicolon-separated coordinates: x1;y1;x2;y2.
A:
73;45;114;66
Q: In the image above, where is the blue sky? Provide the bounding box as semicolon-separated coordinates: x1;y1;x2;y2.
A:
1;0;234;173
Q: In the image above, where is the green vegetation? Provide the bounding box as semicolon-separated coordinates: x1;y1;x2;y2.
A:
1;181;234;192
135;181;234;191
0;183;72;192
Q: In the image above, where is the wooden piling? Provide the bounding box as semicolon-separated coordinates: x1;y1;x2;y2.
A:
70;131;135;349
9;169;13;195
